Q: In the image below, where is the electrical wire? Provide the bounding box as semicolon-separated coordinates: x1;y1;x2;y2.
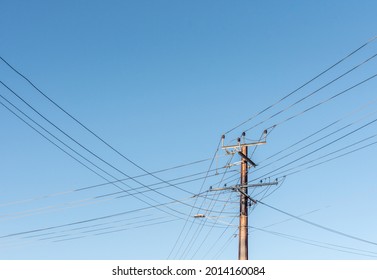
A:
0;95;119;189
251;226;377;258
202;214;238;259
177;153;235;259
0;81;209;219
243;52;377;133
0;93;190;221
222;36;376;135
253;116;377;181
0;195;205;240
213;230;238;259
259;98;377;164
167;137;223;259
1;169;240;221
277;137;377;179
188;188;236;259
266;73;377;131
0;165;225;209
256;200;377;247
256;109;377;174
0;55;204;213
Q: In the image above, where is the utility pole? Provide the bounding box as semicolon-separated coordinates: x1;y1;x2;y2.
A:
195;132;278;259
221;132;269;260
239;144;248;260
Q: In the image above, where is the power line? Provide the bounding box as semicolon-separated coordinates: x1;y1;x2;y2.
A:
0;92;191;221
177;153;236;259
189;190;237;259
251;226;377;258
202;214;238;259
0;81;207;219
167;137;223;259
0;92;137;189
41;216;176;242
222;36;376;135
277;137;377;179
256;109;377;174
23;214;151;239
243;52;377;133
213;230;238;259
253;115;377;181
259;98;377;165
266;73;377;130
75;155;218;192
0;215;180;248
1;170;239;221
0;160;222;208
0;55;201;210
0;195;201;240
190;177;286;259
256;200;377;247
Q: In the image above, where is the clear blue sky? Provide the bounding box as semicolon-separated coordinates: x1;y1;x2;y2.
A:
0;0;377;260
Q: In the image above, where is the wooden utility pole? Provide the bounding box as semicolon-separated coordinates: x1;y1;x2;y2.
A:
238;144;248;260
221;133;268;260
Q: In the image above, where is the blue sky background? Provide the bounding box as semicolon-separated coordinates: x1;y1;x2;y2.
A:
1;0;377;259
